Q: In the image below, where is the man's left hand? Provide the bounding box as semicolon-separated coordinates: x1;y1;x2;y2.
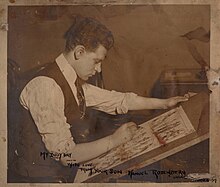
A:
164;96;188;109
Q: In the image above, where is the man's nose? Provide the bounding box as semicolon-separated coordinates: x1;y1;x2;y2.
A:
95;63;102;73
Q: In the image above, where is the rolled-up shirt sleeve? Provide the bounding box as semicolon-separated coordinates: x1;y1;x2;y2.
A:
83;83;137;115
20;76;76;155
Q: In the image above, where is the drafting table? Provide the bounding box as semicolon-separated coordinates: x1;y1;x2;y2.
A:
74;91;209;183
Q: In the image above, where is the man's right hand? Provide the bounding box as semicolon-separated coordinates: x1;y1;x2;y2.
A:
62;122;138;164
111;122;138;147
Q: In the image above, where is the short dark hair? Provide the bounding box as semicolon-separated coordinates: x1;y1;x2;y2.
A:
64;16;114;52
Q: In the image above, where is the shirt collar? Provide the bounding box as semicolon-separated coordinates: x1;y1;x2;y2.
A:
55;53;77;84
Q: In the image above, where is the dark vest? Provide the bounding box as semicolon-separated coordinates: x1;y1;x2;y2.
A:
14;62;94;181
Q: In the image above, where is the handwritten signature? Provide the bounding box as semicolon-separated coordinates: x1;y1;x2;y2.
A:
128;169;186;179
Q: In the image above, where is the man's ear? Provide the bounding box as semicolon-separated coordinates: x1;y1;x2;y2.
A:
74;45;86;60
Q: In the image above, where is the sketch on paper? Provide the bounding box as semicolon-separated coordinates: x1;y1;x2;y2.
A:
81;106;195;179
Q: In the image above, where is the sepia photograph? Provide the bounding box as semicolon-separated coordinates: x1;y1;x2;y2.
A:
1;0;220;186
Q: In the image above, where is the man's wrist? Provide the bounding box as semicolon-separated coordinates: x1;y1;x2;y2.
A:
161;99;168;109
107;135;114;152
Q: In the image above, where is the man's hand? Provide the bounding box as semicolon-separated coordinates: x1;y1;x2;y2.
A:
111;122;138;147
163;96;188;109
61;122;137;164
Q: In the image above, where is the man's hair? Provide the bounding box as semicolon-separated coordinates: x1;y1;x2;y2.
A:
64;16;114;52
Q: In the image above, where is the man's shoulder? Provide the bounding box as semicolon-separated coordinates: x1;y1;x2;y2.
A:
22;76;60;93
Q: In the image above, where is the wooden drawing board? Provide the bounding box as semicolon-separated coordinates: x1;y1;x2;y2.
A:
74;92;209;182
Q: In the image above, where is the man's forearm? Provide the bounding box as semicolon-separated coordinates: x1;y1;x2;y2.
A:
61;134;115;165
127;96;167;110
127;95;188;111
61;122;138;165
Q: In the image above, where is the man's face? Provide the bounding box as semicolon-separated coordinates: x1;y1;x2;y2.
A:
74;45;107;81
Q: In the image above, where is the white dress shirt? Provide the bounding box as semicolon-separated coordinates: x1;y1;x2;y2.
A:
19;53;137;154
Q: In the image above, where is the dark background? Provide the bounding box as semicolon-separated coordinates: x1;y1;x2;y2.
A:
8;5;210;96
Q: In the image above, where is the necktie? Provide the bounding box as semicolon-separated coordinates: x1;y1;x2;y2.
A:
75;77;86;119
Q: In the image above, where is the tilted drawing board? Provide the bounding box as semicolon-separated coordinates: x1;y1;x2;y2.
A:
74;92;209;182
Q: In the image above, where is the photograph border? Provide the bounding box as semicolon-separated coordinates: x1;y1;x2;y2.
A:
1;0;219;186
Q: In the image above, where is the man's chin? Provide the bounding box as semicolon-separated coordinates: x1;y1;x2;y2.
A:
82;76;89;81
81;74;94;81
87;75;94;79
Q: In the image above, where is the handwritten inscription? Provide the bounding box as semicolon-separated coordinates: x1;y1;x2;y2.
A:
128;169;148;179
191;178;217;183
128;169;186;179
40;154;217;183
79;168;123;176
150;169;186;179
67;161;122;176
40;151;72;160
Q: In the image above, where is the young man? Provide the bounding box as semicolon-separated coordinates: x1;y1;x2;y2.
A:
12;16;188;183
